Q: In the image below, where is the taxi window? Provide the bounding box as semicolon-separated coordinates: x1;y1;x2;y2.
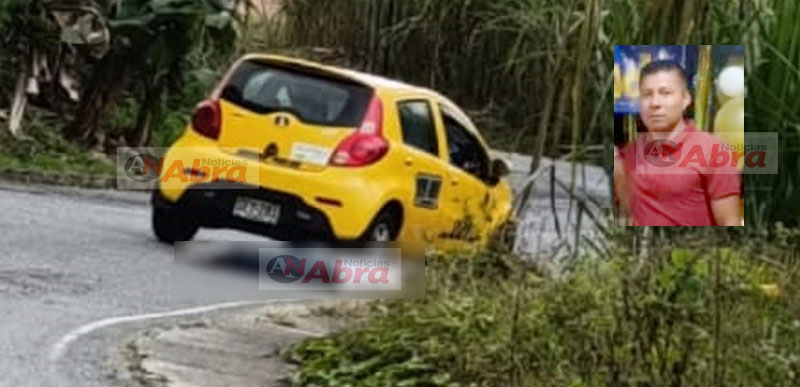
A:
220;60;372;127
442;112;490;182
397;100;439;157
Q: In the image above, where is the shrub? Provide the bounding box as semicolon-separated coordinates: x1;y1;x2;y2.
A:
286;228;800;387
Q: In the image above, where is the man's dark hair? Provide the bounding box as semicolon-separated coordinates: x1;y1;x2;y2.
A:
639;60;690;91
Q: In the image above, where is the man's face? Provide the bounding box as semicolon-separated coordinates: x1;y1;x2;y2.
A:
639;70;691;132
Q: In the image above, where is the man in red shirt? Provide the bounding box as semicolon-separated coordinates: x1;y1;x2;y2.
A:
615;61;742;226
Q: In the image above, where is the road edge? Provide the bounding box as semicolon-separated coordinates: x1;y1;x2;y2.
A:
0;178;150;206
114;300;367;387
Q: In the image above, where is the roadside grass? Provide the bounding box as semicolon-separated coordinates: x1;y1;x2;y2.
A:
0;110;116;177
284;227;800;387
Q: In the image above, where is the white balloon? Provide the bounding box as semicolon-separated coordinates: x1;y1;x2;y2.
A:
717;66;745;97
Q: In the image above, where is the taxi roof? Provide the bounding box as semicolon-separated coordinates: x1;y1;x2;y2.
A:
246;54;424;92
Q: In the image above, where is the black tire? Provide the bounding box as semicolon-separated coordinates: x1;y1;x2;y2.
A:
361;209;401;242
152;203;199;244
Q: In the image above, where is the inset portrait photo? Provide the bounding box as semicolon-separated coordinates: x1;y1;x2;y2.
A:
614;45;755;227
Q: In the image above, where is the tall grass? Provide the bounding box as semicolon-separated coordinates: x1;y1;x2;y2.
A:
609;0;800;227
286;227;800;387
743;0;800;227
245;0;612;165
236;0;800;229
250;0;799;225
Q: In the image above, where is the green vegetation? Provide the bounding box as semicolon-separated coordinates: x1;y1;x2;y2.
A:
252;0;614;168
0;109;115;176
0;0;240;176
247;0;799;225
286;227;799;387
743;0;800;227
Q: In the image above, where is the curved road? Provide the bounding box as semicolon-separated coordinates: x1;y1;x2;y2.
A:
0;183;264;387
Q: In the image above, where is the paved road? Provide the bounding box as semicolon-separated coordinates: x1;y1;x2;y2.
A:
0;154;611;387
0;183;265;387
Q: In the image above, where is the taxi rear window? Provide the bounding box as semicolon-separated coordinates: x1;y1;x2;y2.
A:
220;60;372;127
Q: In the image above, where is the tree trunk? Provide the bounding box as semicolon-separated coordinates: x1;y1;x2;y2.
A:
8;68;28;138
65;52;128;145
529;55;565;174
134;80;164;147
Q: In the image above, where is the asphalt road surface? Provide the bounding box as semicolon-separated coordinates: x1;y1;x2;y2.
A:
0;183;265;387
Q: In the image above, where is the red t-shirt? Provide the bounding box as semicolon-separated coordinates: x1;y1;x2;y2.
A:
618;123;741;226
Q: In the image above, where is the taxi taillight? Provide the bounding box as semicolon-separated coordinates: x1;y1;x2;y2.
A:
330;96;388;167
191;99;221;140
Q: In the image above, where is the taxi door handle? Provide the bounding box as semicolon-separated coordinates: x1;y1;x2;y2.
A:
450;177;459;186
404;157;413;166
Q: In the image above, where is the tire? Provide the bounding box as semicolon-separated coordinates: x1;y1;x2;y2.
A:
152;202;199;244
361;209;401;242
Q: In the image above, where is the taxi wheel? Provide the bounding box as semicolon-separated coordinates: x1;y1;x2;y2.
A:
362;210;400;242
152;205;199;244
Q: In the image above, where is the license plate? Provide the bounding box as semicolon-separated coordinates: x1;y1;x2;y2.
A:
232;197;281;225
289;143;332;166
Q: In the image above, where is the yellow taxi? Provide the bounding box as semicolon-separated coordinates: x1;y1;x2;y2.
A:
151;54;513;247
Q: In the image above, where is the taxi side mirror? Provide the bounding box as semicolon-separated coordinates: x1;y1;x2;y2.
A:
489;158;511;185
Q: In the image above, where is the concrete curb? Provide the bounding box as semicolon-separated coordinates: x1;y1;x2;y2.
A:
119;300;370;387
0;176;150;206
0;168;117;189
